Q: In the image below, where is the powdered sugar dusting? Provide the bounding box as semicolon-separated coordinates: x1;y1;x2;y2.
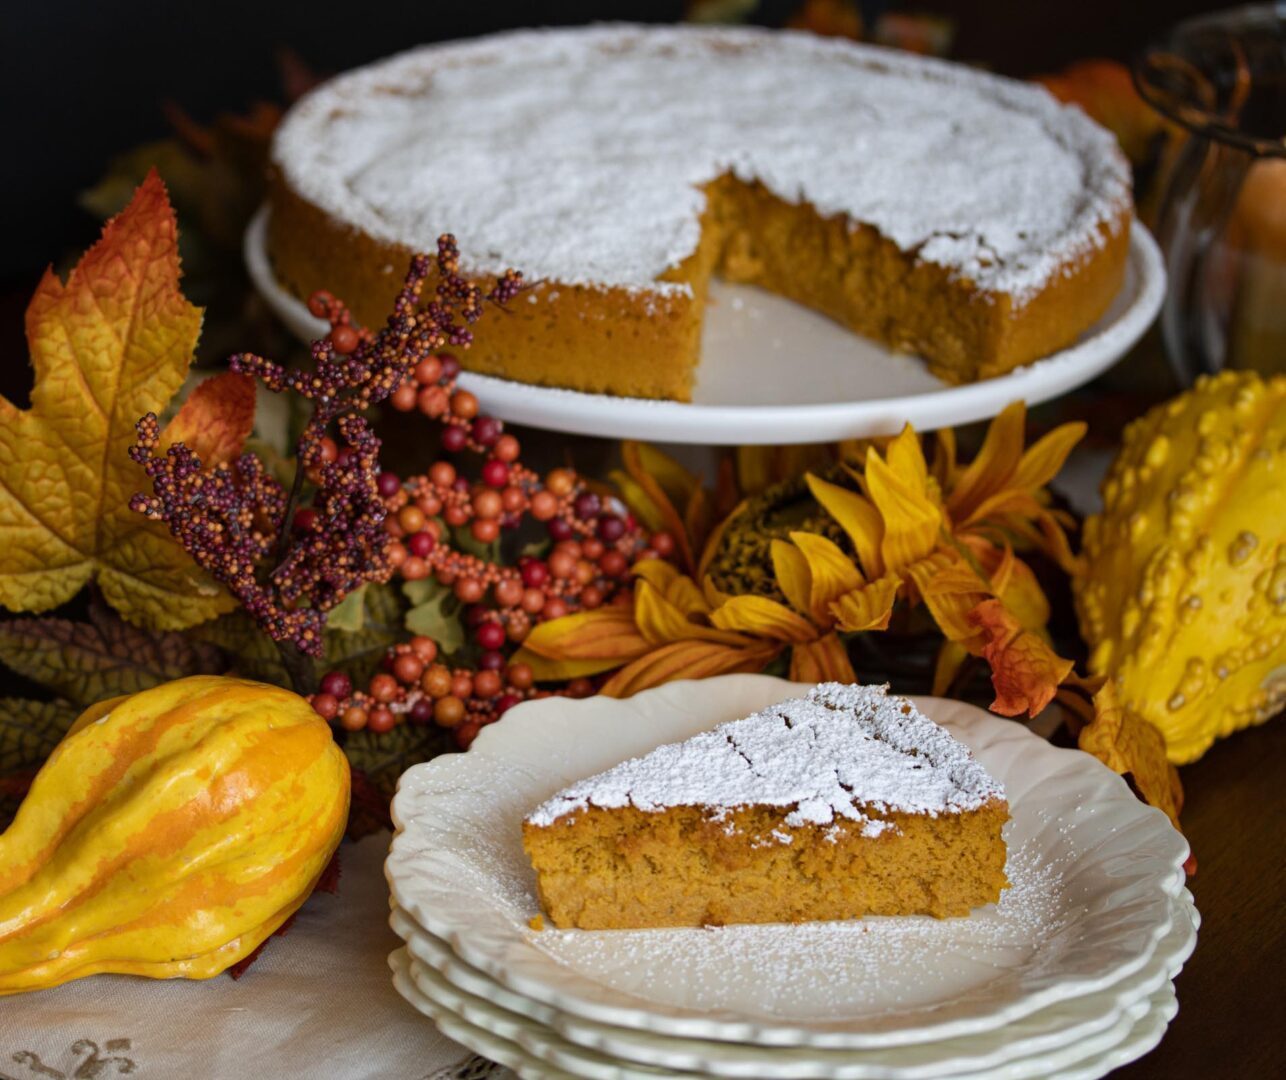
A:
525;683;1005;836
274;25;1130;306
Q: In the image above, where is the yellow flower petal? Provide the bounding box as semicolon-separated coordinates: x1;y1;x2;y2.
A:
634;580;751;647
932;427;958;490
620;441;699;574
601;639;780;698
863;445;942;574
829;574;900;632
905;552;990;647
1012;421;1086;492
790;632;857;683
946;400;1025;520
885;424;930;492
932;641;970;696
771;538;813;617
805;473;884;579
788;532;865;624
511;608;652;680
711;595;817;642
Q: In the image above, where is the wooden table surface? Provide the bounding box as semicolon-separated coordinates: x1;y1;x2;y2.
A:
1114;713;1285;1078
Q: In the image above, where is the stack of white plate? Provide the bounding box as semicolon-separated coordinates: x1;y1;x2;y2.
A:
386;676;1197;1080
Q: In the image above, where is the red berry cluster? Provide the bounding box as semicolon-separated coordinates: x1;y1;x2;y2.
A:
305;345;675;746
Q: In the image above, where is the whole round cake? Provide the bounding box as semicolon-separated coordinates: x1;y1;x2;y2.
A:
268;25;1132;401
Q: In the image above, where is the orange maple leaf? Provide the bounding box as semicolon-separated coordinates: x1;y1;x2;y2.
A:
0;171;254;629
965;598;1073;718
1078;681;1184;829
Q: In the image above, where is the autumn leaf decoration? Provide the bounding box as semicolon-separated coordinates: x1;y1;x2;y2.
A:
0;171;255;629
516;403;1082;717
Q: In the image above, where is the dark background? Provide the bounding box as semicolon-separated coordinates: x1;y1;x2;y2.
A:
1;0;1219;283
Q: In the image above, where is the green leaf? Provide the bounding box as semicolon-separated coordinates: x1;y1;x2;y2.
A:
343;722;450;799
327;585;369;632
402;579;464;657
194;582;409;689
0;600;227;708
1;697;82;829
452;525;500;563
0;698;80;776
191;610;291;687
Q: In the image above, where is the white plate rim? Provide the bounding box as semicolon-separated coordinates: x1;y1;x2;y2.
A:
390;895;1195;1080
245;208;1164;445
386;676;1190;1049
393;947;1176;1080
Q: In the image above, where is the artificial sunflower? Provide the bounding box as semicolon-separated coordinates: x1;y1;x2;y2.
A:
517;402;1084;717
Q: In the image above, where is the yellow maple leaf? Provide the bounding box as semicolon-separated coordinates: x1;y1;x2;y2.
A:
0;171;248;629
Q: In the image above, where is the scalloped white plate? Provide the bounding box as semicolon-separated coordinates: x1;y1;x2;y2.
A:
246;208;1163;445
386;676;1189;1050
389;893;1196;1079
389;947;1178;1080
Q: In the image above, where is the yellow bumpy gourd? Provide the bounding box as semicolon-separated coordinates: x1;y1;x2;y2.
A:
0;675;350;994
1075;370;1286;764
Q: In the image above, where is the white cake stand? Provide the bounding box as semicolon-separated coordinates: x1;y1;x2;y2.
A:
245;208;1163;446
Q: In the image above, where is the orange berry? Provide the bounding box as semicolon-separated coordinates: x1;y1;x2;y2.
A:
474;670;502;699
473;489;503;519
546;468;576;496
391;381;419;411
340;706;368;731
433;695;466;728
393;653;425;684
429;461;456;488
311;693;339;720
471;518;500;544
529;490;558;520
414;355;443;384
582;538;604;561
318;437;340;464
422;664;453;698
386;542;408;568
575;560;596;585
521;588;546;614
455;577;484;603
566;677;593;698
417;385;448;417
384;516;405;539
410;636;439;663
581;585;604;609
401;555;429;580
495;578;523;607
451;672;475;700
548;550;577;580
367;706;396;734
651;531;677;557
501;486;526;513
506;662;534;690
542;597;569;620
494;434;521;462
398;505;426;533
450;390;479;419
416;492;442;517
370;673;399;703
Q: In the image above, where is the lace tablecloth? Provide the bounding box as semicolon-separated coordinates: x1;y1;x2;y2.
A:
0;835;512;1080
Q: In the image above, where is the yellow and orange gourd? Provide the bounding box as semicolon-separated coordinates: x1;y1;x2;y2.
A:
0;676;350;994
1076;371;1286;764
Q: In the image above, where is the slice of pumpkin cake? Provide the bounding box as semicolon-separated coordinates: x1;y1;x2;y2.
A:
522;683;1008;929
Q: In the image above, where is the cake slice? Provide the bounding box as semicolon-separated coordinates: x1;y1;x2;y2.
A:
522;684;1008;929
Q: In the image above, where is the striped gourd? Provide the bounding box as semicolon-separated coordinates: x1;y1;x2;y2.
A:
1075;371;1286;764
0;675;350;994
